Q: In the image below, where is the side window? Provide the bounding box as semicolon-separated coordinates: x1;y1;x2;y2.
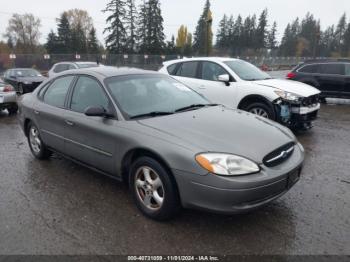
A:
68;64;76;70
43;76;74;108
201;62;228;81
176;62;199;78
167;64;178;75
54;64;69;73
299;64;319;74
320;63;345;75
70;76;109;113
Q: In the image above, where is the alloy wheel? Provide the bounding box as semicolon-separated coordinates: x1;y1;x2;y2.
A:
249;107;269;118
29;126;41;154
134;166;165;211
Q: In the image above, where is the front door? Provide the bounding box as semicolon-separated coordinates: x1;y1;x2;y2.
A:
64;75;117;174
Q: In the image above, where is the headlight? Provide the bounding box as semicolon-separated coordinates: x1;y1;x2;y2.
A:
274;89;301;102
195;153;260;176
23;81;31;85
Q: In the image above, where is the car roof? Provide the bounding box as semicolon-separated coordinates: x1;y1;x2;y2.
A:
58;66;161;78
54;61;98;65
163;57;239;65
302;59;350;65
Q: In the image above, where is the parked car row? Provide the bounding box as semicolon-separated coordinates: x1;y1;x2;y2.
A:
5;57;349;220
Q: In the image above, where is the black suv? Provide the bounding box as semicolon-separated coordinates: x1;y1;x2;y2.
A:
287;59;350;99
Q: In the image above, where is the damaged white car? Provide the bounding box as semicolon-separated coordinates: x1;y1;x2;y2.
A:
159;57;321;130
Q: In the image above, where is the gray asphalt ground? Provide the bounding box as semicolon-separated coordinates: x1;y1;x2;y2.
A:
0;73;349;255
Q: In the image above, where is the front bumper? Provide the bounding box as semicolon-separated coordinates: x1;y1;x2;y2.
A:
173;144;304;214
0;91;17;108
276;102;320;130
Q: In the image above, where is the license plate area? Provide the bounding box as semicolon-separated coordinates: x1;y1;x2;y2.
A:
0;95;4;103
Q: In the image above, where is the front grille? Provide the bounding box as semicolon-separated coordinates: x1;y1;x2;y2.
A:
301;94;320;107
263;142;295;167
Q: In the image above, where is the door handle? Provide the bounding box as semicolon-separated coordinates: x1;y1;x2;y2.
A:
34;110;40;115
65;120;74;126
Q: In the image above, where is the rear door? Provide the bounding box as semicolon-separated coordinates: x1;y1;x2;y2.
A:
34;75;75;153
171;61;203;90
64;75;117;174
316;63;345;96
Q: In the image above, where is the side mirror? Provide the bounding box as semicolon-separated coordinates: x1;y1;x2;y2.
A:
84;106;107;117
218;74;230;86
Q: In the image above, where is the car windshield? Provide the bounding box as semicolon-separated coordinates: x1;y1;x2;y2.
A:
14;69;42;77
77;63;100;69
224;60;271;81
105;74;210;119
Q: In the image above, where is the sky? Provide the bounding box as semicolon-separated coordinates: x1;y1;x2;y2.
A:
0;0;349;45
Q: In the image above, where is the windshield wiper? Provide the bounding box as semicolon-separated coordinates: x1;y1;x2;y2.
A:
175;103;218;113
130;111;174;119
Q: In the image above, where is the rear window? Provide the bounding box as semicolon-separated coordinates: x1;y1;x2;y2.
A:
345;64;350;76
43;76;74;108
167;64;178;75
319;63;345;75
176;62;199;78
299;64;319;74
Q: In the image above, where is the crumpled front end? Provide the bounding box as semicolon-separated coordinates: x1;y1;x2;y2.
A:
274;94;320;130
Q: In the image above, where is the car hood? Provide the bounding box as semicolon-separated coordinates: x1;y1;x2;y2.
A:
137;106;295;163
18;76;46;83
254;79;320;97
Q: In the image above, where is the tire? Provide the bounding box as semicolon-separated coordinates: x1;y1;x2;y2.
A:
129;157;181;221
27;122;51;160
7;104;18;114
245;102;276;120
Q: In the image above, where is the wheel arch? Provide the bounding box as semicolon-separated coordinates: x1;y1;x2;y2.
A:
120;147;179;192
237;94;274;110
24;118;32;137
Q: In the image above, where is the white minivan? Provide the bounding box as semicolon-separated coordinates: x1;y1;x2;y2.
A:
159;57;321;130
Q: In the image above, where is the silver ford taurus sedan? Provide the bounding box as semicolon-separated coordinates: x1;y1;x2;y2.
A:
18;67;304;220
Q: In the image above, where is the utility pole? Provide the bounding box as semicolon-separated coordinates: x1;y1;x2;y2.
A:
206;10;213;56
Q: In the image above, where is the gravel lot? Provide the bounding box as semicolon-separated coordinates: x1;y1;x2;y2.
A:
0;78;349;256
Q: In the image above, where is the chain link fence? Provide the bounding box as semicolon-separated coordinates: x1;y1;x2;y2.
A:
0;53;339;74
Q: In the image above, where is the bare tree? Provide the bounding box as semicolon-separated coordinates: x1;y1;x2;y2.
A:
65;9;94;39
5;13;41;53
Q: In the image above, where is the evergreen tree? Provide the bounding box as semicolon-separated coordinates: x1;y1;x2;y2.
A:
335;13;347;53
125;0;137;53
267;21;277;50
193;0;213;55
56;12;72;53
103;0;127;53
71;21;87;53
216;14;228;49
45;30;58;53
165;35;177;55
342;23;350;56
255;9;268;49
137;0;165;54
87;27;99;54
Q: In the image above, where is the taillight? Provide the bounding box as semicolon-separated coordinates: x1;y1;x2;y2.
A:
3;85;13;92
287;72;296;79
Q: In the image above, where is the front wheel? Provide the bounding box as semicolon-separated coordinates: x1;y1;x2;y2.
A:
27;122;51;160
245;102;276;120
129;157;181;221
